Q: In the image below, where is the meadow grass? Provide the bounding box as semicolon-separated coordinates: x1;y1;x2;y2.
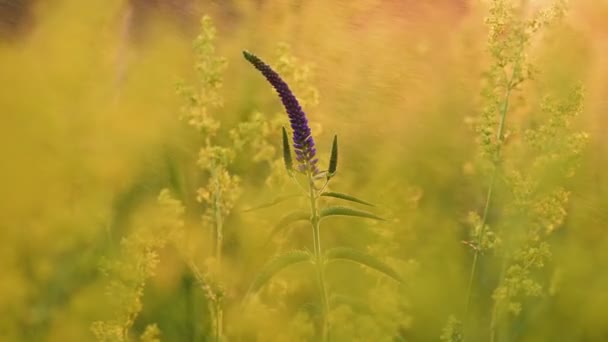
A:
0;0;605;341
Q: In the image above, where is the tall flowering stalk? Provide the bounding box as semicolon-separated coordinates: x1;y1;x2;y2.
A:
177;16;241;342
451;2;587;342
243;51;403;341
243;51;319;175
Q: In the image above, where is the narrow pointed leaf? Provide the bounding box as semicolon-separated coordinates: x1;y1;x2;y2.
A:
328;135;338;177
242;194;300;212
264;210;310;245
319;206;385;221
281;126;293;172
248;250;312;295
325;247;403;283
320;192;375;207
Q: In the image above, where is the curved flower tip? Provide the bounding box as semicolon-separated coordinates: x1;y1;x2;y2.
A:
243;50;319;175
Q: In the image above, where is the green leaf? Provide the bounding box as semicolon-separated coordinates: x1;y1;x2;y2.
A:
264;210;310;245
242;194;300;212
325;247;403;283
248;250;312;295
282;126;293;172
320;192;375;207
319;206;385;221
328;135;338;178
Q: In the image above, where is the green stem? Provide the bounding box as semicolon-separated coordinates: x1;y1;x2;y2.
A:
463;170;497;315
188;261;217;341
463;77;513;341
213;168;224;264
309;176;330;341
212;167;224;342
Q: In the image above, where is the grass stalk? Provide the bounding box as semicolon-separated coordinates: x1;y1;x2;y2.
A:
463;75;514;341
213;171;224;342
188;261;218;342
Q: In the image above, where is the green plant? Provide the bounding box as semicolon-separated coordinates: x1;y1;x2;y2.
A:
93;15;241;342
452;1;588;341
242;51;404;341
91;190;185;342
175;16;239;342
173;20;306;342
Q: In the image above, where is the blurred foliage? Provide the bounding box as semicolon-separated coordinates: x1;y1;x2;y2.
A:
0;0;607;341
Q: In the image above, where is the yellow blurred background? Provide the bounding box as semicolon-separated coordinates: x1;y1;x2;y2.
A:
0;0;607;341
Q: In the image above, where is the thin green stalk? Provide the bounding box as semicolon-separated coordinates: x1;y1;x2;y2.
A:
309;176;330;342
213;171;224;342
463;76;513;341
213;168;224;263
464;170;497;316
188;261;217;339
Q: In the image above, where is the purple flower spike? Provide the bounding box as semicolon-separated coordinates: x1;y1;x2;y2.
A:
243;51;319;175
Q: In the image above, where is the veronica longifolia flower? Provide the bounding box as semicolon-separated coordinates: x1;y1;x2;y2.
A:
243;51;319;175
